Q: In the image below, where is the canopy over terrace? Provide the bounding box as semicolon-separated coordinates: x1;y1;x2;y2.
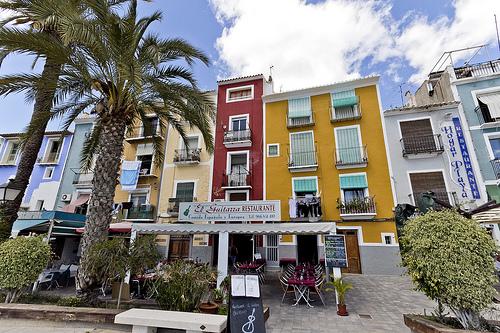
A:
131;222;337;286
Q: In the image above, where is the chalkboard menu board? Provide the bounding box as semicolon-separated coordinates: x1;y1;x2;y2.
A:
229;275;266;333
324;235;348;268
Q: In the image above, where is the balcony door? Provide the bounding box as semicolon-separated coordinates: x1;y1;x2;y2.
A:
290;131;315;166
175;182;195;203
228;152;248;186
409;171;449;205
336;229;361;274
400;118;435;154
335;126;362;164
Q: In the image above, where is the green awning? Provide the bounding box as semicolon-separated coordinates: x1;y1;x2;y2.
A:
339;174;368;189
11;219;50;233
332;90;359;108
12;218;85;236
293;178;317;192
288;97;312;118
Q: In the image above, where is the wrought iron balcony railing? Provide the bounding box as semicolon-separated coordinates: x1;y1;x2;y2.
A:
491;159;500;180
173;148;201;164
330;104;362;122
126;126;161;139
334;146;368;167
127;205;156;220
454;59;500;79
223;129;252;144
166;198;195;216
338;196;376;216
400;134;444;156
288;150;318;168
286;113;314;128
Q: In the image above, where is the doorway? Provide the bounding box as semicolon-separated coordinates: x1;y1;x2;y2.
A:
337;229;362;274
265;234;279;267
230;234;253;263
297;235;318;264
168;235;190;261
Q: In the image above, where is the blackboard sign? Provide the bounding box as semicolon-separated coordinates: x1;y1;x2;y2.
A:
229;274;266;333
325;235;348;268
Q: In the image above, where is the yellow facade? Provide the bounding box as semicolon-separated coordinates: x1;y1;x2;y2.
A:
265;78;397;245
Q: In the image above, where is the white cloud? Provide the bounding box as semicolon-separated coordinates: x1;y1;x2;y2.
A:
210;0;500;90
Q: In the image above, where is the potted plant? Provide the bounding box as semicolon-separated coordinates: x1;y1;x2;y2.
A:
212;288;224;305
326;277;352;316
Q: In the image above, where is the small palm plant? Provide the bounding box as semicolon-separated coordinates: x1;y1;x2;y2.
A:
326;277;353;316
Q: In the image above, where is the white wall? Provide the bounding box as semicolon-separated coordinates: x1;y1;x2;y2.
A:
28;181;61;211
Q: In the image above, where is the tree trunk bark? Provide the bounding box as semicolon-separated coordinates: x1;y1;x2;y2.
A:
77;114;127;292
0;57;62;237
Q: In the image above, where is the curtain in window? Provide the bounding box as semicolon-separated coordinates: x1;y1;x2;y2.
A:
336;127;361;163
288;97;312;118
290;132;315;166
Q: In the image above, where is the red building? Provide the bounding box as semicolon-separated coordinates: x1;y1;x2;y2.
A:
211;74;273;262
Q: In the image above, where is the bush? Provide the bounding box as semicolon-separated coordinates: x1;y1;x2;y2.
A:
0;236;51;303
401;210;497;330
152;260;217;312
57;296;86;307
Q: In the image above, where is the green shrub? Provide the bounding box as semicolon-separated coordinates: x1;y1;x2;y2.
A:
401;210;497;330
57;296;86;307
152;260;217;312
0;236;51;303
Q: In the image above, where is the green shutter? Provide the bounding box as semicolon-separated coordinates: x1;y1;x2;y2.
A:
293;178;317;192
176;182;194;202
339;174;368;189
288;97;312;118
290;132;315;166
331;90;359;108
336;127;361;163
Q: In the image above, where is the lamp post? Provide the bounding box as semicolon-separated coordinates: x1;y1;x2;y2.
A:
0;180;23;204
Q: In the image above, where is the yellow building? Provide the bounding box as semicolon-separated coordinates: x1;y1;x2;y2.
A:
263;76;401;275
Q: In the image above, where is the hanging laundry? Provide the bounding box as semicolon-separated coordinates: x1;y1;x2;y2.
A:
289;198;297;218
120;160;142;191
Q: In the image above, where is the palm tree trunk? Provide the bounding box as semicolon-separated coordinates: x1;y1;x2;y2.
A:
77;114;127;292
0;57;62;238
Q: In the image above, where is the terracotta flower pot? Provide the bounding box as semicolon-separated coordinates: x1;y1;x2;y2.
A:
199;302;219;314
337;304;349;316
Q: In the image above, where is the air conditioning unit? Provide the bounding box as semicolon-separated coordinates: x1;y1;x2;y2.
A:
61;193;72;202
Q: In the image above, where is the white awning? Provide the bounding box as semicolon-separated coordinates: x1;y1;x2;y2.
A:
473;207;500;224
131;222;336;235
478;93;500;118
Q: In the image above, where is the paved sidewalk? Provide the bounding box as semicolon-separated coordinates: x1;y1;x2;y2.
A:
263;273;436;333
0;319;129;333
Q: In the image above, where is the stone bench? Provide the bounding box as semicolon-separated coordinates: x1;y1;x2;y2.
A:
114;308;227;333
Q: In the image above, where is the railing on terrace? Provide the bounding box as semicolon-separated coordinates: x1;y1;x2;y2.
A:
400;134;444;156
167;198;195;216
454;59;500;79
330;104;362;122
126;126;160;139
474;105;499;125
222;171;251;187
334;146;368;166
71;168;93;186
223;129;252;143
287;113;314;128
338;196;376;215
127;205;156;220
491;159;500;180
173;148;201;163
288;150;318;168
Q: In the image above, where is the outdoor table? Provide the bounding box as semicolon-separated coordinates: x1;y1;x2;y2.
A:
288;276;316;307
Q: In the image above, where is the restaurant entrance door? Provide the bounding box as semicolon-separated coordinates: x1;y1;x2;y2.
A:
168;235;190;261
337;229;362;274
230;234;253;263
297;235;318;264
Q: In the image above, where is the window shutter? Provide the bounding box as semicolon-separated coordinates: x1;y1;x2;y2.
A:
339;174;368;189
400;119;433;138
332;90;359;108
288;97;312;118
293;178;317;192
335;127;361;163
136;143;153;156
290;132;315;166
176;182;195;202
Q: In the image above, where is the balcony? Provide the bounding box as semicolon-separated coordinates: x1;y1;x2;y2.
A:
38;152;60;164
288;149;318;172
223;129;252;148
173;148;201;165
221;171;251;189
290;195;322;222
475;105;500;126
491;159;500;180
330;104;362;122
334;146;368;169
71;168;93;188
410;191;458;209
454;59;500;79
287;113;314;129
125;126;163;142
400;134;444;158
126;205;156;221
338;196;376;220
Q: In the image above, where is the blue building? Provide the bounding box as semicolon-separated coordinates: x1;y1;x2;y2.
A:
0;130;72;211
54;115;95;213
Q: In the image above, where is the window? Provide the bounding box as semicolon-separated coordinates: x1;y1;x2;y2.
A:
382;233;395;245
3;141;20;164
489;137;500;159
226;85;254;102
42;139;62;163
292;177;317;196
477;92;500;123
335;126;363;164
175;182;195;202
231;116;248;131
130;192;148;208
43;167;54;179
399;118;440;155
343;188;366;202
288;97;312;126
409;171;449;204
136;143;153;175
227;152;249;186
331;90;360;120
291;177;321;218
267;144;280;157
141;117;159;137
183;136;199;150
289;131;316;167
339;174;368;201
35;200;45;211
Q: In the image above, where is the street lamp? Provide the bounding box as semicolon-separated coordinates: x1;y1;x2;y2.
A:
0;180;23;203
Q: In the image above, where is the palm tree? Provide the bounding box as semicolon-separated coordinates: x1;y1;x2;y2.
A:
0;0;126;238
49;0;215;291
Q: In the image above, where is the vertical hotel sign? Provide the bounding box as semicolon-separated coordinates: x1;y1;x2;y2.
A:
441;117;480;200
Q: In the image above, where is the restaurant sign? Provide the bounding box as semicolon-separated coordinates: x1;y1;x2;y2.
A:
324;235;348;268
178;200;281;222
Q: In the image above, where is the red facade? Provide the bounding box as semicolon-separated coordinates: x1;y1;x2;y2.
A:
211;76;267;202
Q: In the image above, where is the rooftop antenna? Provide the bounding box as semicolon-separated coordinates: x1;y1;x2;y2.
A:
495;14;500;55
268;65;274;82
398;83;406;106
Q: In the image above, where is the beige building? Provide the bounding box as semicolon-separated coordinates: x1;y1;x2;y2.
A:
157;91;216;262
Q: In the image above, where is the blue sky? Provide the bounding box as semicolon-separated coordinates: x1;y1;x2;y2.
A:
0;0;499;132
